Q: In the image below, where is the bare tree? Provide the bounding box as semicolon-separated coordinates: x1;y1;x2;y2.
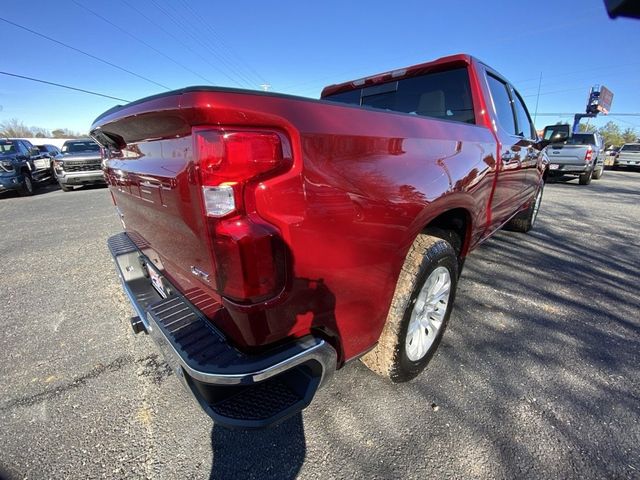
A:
0;118;33;137
0;119;84;139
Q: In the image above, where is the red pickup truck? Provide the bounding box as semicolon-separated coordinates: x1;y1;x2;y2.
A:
92;54;548;429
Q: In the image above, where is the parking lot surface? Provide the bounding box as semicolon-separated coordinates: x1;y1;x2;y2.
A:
1;170;638;479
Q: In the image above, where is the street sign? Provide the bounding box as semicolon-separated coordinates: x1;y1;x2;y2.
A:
598;86;613;114
586;85;614;115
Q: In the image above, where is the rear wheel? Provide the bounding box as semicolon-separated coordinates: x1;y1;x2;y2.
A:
578;167;593;185
592;165;604;180
361;234;458;382
504;183;543;233
17;174;35;196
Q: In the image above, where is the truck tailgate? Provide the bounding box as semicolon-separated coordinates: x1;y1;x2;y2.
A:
106;134;221;310
547;144;589;165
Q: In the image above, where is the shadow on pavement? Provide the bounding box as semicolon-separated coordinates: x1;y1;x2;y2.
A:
209;414;305;480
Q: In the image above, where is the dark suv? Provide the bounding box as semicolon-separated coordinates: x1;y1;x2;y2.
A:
0;138;52;196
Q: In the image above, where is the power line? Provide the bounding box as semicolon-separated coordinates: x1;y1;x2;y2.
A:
518;66;640;96
522;86;590;98
119;0;246;88
146;0;254;88
71;0;217;86
174;0;268;85
0;16;170;91
513;61;640;86
0;71;129;102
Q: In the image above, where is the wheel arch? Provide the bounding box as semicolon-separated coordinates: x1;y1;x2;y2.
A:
421;207;472;260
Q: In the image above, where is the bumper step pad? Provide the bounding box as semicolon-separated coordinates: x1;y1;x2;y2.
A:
108;232;334;429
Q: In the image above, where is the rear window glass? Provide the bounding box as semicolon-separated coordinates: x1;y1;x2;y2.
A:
567;134;596;145
62;141;100;153
324;67;475;124
621;144;640;152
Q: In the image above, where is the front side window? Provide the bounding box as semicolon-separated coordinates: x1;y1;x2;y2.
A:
487;74;516;135
0;140;17;155
16;141;30;156
511;88;535;139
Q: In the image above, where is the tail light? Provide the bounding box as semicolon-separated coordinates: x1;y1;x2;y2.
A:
194;128;292;303
585;147;593;163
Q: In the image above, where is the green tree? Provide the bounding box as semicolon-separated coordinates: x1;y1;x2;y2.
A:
621;127;638;144
597;121;624;148
578;123;597;133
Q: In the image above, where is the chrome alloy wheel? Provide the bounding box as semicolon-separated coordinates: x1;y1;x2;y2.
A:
405;266;452;361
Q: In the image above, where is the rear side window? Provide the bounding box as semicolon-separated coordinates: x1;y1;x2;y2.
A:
487;75;516;135
324;67;475;124
567;134;596;145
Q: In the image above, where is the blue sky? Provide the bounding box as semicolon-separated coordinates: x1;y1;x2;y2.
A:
1;0;639;134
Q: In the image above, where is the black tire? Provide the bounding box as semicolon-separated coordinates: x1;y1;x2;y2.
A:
59;183;73;192
592;165;604;180
504;183;544;233
578;166;593;185
361;234;458;383
17;174;35;196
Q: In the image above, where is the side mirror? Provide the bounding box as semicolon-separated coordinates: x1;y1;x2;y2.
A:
542;124;570;146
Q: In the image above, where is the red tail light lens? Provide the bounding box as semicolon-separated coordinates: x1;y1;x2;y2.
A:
585;147;593;163
195;129;285;186
194;128;291;303
213;217;286;302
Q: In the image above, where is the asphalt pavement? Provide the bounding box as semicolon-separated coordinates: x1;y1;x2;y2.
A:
1;170;638;479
